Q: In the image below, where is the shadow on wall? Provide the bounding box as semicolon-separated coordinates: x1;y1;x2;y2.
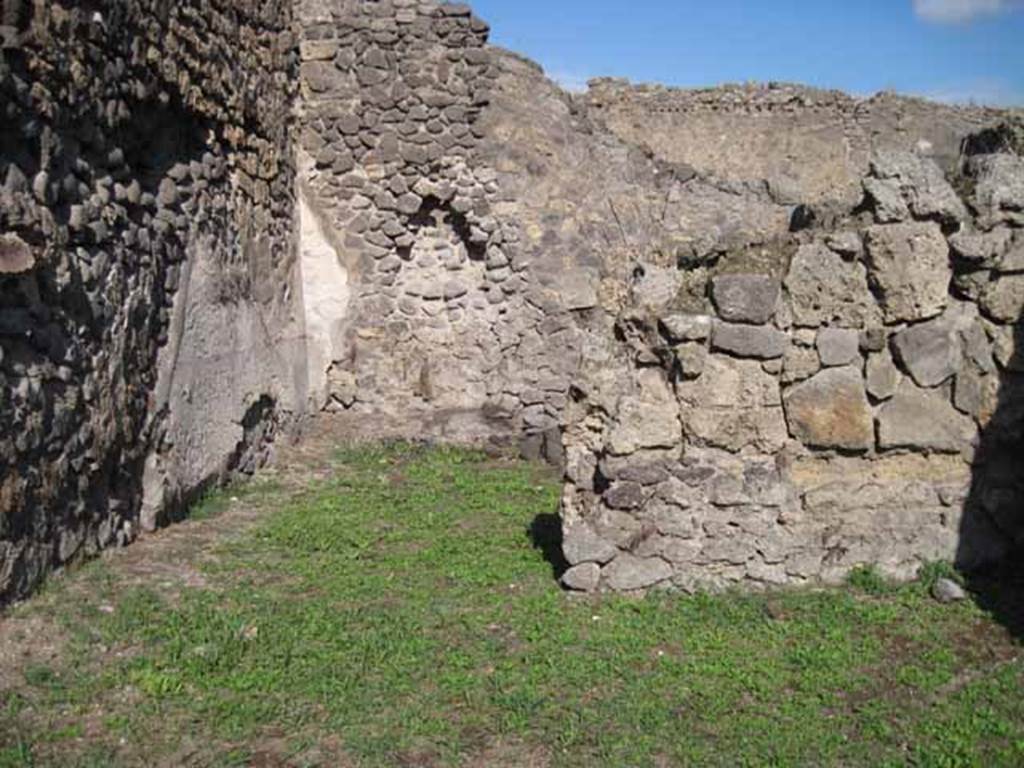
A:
961;311;1024;641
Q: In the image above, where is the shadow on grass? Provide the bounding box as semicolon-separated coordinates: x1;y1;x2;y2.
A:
527;513;569;581
966;563;1024;641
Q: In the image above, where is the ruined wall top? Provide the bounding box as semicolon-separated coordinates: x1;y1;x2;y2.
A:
583;78;1020;206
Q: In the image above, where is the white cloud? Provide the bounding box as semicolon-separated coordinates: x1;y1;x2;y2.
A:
913;0;1024;23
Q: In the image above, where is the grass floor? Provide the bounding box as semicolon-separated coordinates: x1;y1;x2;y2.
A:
0;443;1022;767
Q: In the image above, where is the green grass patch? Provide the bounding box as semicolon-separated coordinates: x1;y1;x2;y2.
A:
1;443;1021;767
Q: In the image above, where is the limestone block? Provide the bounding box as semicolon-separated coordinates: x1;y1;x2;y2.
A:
876;384;977;453
866;349;901;401
711;273;780;324
816;328;860;367
980;274;1024;323
604;481;646;510
864;222;951;324
607;395;681;455
633;265;682;311
998;235;1024;273
863;177;909;223
660;313;712;343
699;536;753;566
892;314;962;388
683;407;789;454
783;366;874;451
603;554;672;591
870;150;968;223
677;355;781;409
785;243;880;328
554;267;599;310
561;562;601;592
674;343;708;380
562;523;618;566
678;356;787;452
781;345;821;384
948;227;1013;267
599;454;671;485
0;233;33;273
299;40;339;62
968;153;1024;222
953;368;999;424
990;323;1024;371
302;61;346;92
711;321;787;359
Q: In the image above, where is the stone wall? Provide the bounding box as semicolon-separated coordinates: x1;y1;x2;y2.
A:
558;142;1024;593
584;80;1003;209
0;0;304;601
2;0;1021;602
287;3;1021;593
294;0;581;454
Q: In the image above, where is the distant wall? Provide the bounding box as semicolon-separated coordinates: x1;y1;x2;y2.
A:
0;0;304;601
585;80;1002;209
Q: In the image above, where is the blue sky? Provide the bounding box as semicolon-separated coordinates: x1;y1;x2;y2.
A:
470;0;1024;106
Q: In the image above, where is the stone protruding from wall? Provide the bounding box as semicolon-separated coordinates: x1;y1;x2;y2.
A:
0;0;303;602
559;140;1024;593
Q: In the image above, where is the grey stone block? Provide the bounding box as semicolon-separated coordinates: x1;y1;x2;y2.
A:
712;322;788;359
711;273;780;324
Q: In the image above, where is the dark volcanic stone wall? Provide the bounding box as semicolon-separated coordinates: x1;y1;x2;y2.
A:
295;0;579;454
0;0;300;601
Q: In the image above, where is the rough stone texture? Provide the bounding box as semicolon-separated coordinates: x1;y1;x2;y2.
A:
563;525;618;566
551;101;1022;590
981;274;1024;323
711;274;779;324
585;80;1001;209
868;150;968;224
661;314;712;343
816;328;860;367
877;385;978;453
561;562;601;592
864;223;952;324
932;577;968;603
711;322;788;359
607;380;681;455
785;243;880;328
892;309;964;388
783;367;874;451
866;349;902;401
603;554;672;591
677;355;787;453
968;153;1024;226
